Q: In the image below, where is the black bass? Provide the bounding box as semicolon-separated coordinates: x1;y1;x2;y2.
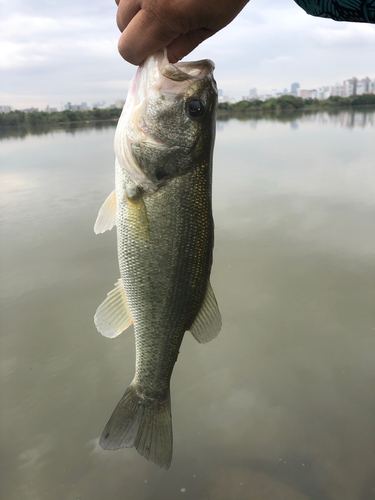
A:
94;50;221;469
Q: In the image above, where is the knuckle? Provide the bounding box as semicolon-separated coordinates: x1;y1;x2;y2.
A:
143;0;181;36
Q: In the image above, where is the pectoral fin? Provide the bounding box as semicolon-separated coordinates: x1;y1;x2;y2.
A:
189;282;221;344
94;280;133;338
94;190;117;234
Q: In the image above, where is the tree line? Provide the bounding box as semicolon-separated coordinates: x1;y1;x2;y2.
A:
1;94;375;127
218;93;375;113
0;107;122;127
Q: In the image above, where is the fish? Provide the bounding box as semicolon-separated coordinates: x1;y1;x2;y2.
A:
93;50;221;470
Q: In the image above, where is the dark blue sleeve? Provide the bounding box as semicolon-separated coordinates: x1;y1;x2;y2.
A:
294;0;375;22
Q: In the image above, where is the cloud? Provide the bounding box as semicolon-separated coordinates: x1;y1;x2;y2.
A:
309;23;375;48
0;0;374;107
0;13;118;70
83;79;132;91
261;55;296;68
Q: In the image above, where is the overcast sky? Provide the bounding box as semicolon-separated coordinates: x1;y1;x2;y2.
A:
1;0;374;109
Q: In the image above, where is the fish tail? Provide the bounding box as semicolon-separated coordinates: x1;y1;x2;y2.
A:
99;384;173;469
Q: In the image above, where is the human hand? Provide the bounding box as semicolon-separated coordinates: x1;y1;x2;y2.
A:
115;0;250;65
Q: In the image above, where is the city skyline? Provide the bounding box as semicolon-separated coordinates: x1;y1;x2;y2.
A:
2;73;374;113
1;0;375;109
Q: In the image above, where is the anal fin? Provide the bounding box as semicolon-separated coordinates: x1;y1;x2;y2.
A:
189;282;221;344
94;190;117;234
94;279;133;338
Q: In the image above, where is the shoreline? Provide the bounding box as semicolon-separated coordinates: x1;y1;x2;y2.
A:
1;102;375;129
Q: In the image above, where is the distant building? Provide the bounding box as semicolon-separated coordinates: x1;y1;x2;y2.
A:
301;90;309;98
249;88;257;99
357;77;372;95
300;89;318;99
66;102;90;111
218;89;223;97
92;101;107;109
317;86;331;99
283;88;288;94
343;77;358;96
115;100;126;109
291;82;300;94
259;94;272;102
330;83;346;97
218;94;231;103
22;107;39;112
0;105;12;113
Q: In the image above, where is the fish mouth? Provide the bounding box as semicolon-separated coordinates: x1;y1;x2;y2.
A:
136;49;215;94
162;59;215;82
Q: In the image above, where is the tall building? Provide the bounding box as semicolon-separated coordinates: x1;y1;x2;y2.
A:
291;82;300;94
249;88;257;99
331;83;345;97
357;77;371;95
0;105;12;113
344;77;358;96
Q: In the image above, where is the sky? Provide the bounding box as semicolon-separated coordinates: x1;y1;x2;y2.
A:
1;0;374;109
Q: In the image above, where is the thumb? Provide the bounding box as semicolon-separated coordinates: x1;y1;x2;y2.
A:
118;9;179;65
166;28;216;63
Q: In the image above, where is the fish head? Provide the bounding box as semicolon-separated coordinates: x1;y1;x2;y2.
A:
115;50;217;191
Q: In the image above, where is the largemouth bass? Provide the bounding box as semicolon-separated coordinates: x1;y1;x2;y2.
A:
94;50;221;469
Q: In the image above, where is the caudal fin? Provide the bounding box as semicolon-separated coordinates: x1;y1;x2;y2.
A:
99;384;173;469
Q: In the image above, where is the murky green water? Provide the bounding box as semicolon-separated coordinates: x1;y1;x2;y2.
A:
1;110;375;500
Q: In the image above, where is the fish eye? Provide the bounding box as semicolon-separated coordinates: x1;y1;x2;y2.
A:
187;98;205;119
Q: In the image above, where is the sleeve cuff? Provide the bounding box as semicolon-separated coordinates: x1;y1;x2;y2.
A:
294;0;375;23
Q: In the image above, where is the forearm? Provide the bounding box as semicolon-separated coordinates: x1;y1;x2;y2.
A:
294;0;375;23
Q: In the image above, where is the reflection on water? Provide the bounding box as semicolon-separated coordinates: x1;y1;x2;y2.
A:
1;111;375;500
0;120;118;141
217;107;375;129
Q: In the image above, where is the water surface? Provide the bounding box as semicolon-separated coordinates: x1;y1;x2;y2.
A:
1;111;375;500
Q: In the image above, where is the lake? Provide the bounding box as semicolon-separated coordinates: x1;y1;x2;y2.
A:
1;109;375;500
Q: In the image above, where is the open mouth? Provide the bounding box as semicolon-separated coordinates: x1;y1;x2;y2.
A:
162;59;215;82
134;49;214;88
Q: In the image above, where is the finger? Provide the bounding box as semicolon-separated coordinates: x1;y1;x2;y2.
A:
118;9;179;64
166;28;215;63
116;0;140;32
